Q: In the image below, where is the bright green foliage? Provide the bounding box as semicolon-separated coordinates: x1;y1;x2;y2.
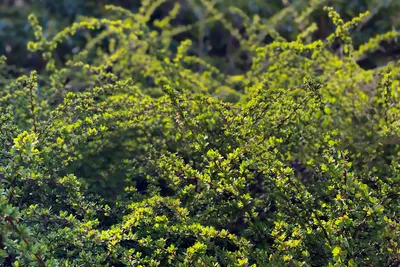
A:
1;1;400;266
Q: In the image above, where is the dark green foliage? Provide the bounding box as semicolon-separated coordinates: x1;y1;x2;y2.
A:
1;0;400;70
1;1;400;266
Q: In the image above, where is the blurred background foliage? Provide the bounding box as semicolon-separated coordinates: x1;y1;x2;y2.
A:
1;0;399;72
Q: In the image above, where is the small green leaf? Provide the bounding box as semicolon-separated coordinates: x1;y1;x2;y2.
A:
332;246;341;257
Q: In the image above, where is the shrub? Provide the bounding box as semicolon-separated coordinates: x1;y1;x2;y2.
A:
0;1;399;266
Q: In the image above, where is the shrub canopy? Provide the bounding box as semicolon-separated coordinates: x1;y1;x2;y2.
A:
0;1;400;266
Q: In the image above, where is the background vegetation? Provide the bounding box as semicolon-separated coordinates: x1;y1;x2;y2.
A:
0;0;400;266
1;0;400;70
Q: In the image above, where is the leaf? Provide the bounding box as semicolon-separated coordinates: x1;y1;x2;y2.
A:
332;246;341;257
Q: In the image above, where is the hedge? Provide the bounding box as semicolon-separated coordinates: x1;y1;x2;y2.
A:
0;1;400;266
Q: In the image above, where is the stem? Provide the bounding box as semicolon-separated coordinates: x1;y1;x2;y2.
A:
28;82;37;133
5;216;45;266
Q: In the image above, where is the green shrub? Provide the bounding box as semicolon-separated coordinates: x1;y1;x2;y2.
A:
0;1;400;266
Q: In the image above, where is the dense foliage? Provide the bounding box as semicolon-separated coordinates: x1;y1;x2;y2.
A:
2;0;400;69
1;1;400;266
